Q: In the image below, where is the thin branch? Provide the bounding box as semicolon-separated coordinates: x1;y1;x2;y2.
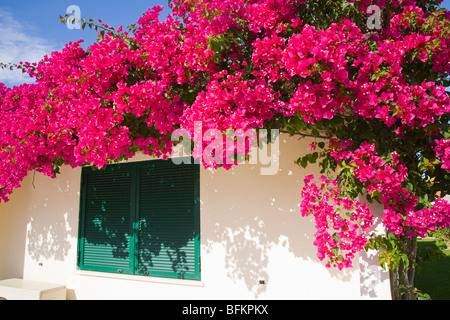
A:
280;130;331;140
32;170;36;189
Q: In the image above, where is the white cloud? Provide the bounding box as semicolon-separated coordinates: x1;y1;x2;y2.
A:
0;9;58;87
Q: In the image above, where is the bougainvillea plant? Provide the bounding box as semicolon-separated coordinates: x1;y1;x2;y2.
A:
0;0;449;299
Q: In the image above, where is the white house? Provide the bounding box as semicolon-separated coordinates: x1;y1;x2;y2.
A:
0;133;391;300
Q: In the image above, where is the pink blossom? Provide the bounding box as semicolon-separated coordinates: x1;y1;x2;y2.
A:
0;1;448;271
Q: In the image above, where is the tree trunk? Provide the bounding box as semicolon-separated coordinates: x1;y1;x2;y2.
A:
390;235;418;300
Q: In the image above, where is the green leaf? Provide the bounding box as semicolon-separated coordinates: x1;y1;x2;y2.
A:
378;253;387;270
301;157;308;169
370;190;381;201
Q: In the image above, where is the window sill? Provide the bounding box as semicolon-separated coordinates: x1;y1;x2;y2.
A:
73;270;205;288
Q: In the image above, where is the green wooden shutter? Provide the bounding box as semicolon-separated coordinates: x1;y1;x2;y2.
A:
78;166;134;274
77;159;200;280
136;161;200;280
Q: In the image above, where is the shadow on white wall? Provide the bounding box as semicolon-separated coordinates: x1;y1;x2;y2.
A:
200;136;356;298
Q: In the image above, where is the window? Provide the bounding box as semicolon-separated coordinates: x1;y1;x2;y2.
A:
77;158;200;281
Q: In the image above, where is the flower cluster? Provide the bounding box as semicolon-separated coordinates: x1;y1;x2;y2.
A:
434;138;450;170
345;142;417;236
180;71;283;168
282;21;364;123
302;139;450;269
406;198;450;238
301;174;374;270
332;141;450;238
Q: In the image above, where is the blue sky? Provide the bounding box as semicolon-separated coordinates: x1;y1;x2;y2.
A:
0;0;449;87
0;0;169;87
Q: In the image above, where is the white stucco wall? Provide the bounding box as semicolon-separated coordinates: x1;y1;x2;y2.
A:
0;133;391;300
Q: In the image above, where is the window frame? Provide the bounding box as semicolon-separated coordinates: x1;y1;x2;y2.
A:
76;157;201;281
